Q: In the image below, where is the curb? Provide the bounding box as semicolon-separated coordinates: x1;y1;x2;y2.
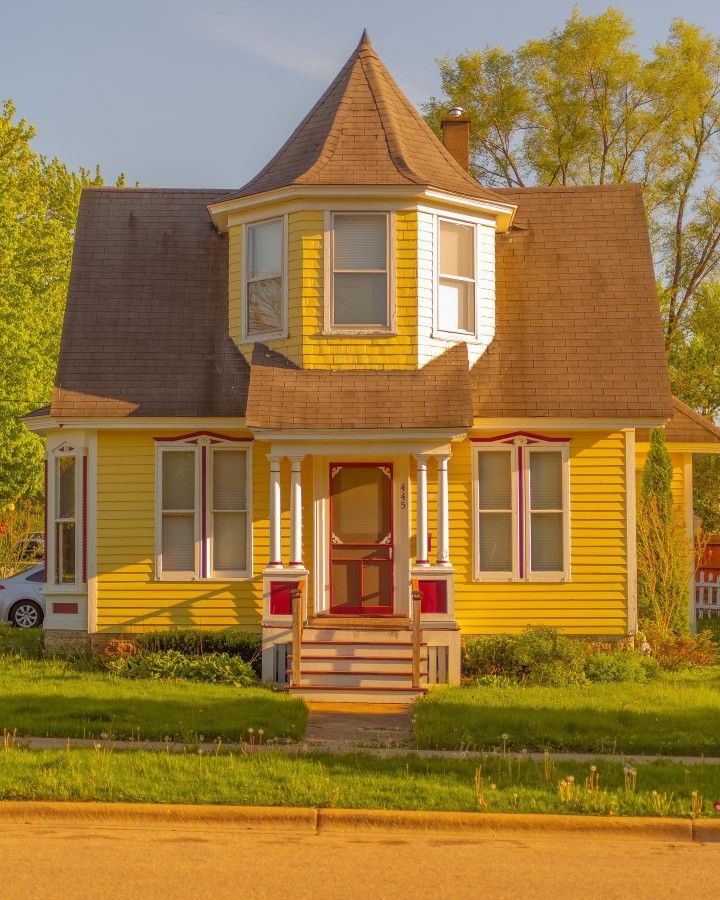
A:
0;801;716;841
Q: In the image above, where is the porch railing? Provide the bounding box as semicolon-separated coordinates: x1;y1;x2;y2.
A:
411;582;422;689
695;571;720;620
291;585;304;686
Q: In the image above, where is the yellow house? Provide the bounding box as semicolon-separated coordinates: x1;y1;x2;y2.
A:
24;33;720;701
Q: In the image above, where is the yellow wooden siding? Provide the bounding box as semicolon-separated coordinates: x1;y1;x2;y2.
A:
96;431;264;632
435;431;629;636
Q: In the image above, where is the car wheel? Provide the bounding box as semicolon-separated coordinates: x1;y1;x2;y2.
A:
10;601;43;629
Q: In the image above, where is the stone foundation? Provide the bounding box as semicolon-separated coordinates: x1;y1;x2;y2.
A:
43;629;93;653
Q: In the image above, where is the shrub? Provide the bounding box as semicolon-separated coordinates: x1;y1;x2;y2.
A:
462;635;516;678
697;618;720;645
134;629;262;676
463;627;586;687
584;649;659;683
107;649;257;686
512;626;586;686
645;629;719;670
0;622;43;658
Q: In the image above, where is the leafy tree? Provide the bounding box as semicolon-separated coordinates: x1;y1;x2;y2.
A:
0;100;106;502
424;9;720;374
637;429;693;635
693;455;720;533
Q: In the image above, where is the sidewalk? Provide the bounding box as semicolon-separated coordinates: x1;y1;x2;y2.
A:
9;703;720;765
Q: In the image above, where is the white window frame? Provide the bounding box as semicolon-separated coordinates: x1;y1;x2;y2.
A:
433;213;480;342
207;444;253;581
472;438;570;583
242;216;288;343
324;210;396;334
155;437;252;582
48;450;84;588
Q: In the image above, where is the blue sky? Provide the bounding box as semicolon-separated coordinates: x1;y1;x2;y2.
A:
1;0;718;187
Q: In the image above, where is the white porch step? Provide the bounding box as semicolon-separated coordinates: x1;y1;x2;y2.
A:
300;641;415;660
299;657;421;674
295;671;418;689
303;628;412;644
288;685;425;705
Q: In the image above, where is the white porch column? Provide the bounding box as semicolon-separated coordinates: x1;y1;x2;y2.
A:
289;456;304;568
436;453;451;567
415;454;430;566
268;456;283;568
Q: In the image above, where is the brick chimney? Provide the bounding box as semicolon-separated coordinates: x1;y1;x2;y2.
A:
441;107;470;171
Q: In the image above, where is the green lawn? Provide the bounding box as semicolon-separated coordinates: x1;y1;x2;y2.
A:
414;667;720;756
1;748;719;817
0;657;306;742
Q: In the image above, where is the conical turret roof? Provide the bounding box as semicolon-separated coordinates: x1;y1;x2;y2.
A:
223;31;503;204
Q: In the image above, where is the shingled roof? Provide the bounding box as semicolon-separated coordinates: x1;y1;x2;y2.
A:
217;32;504;206
48;188;249;418
471;184;672;419
637;397;720;444
246;343;473;430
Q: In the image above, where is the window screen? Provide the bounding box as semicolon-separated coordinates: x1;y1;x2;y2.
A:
211;449;248;573
477;450;513;572
332;213;388;326
161;450;195;574
246;219;283;337
438;220;475;333
528;451;564;572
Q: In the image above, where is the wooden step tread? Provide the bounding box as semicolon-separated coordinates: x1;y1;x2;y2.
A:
308;617;410;629
288;685;427;694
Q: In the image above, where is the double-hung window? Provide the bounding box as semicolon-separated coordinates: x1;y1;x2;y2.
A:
245;218;285;340
329;212;390;330
437;218;476;335
54;455;79;584
157;436;251;580
474;437;570;581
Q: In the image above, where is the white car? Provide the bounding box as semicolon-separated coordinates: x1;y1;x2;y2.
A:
0;565;45;628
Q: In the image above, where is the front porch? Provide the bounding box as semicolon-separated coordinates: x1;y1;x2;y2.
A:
257;436;463;701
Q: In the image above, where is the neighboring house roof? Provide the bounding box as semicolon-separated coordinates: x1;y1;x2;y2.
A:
471;185;672;420
245;343;473;430
48;188;249;418
637;397;720;444
217;32;504;206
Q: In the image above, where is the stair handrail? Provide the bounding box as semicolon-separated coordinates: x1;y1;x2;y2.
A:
290;584;304;687
411;579;422;689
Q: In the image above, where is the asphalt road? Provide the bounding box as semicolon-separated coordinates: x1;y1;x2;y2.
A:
3;818;718;899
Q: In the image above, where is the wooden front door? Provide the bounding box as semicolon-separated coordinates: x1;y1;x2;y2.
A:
329;463;394;614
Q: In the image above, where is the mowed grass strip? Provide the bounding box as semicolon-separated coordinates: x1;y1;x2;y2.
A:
1;749;719;818
414;668;720;756
0;658;306;742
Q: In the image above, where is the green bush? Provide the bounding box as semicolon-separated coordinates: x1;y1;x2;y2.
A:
646;629;719;670
462;635;516;678
697;618;720;645
107;649;258;686
134;629;262;676
0;623;43;658
462;627;586;687
512;626;586;686
584;650;659;683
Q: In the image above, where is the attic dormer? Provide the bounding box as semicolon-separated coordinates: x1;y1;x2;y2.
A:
208;32;516;371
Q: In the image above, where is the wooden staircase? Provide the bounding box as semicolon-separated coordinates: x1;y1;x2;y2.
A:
287;618;427;704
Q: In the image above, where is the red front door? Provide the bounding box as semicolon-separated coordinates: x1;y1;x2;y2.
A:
329;463;394;614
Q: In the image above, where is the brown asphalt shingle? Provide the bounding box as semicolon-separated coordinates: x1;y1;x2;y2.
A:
472;185;672;420
49;188;249;418
217;32;506;206
246;343;473;430
638;397;720;444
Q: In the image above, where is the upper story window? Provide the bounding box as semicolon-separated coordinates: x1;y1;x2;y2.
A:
437;218;476;336
473;436;570;583
328;212;391;331
156;435;251;581
245;218;285;341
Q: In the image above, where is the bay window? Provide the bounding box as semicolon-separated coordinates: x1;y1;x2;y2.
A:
329;212;390;329
245;218;285;340
437;218;476;335
157;437;251;580
474;438;570;581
